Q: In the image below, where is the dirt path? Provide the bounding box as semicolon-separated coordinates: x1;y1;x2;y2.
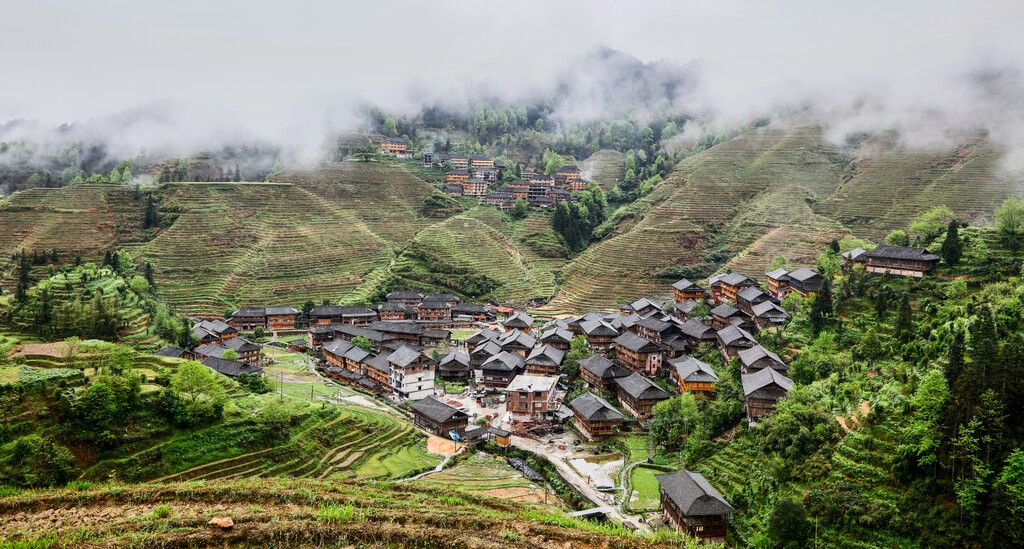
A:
11;342;67;357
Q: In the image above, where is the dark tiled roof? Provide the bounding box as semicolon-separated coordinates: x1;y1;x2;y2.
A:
482;351;525;372
503;312;535;328
311;305;346;316
202;356;262;377
234;307;267;317
411;396;468;424
526;345;565;366
541;326;574;343
752;301;789;318
616;373;671;401
670;356;719;383
581;319;618;337
571;392;626;422
323;339;355;356
765;268;790;280
637;316;672;333
222;337;260;353
680;318;715;339
155;346;187;357
387;346;424;368
737;287;767;302
655;469;735;516
672;279;704;291
710;304;741;318
439;350;471;370
787;267;820;282
387;290;423;300
499;330;536;350
742;367;794;396
863;245;940;262
717;325;756;346
721;273;755;286
842;247;867;261
265;306;299;316
613;332;661;353
738;345;787;371
579;355;630;379
369;321;424;335
674;299;699;315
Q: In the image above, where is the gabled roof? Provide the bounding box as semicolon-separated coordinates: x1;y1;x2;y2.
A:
738;345;787;371
765;268;790;280
499;329;536;349
674;299;699;315
387;290;423;300
571;392;626;422
752;301;789;319
422;328;450;340
655;469;735;516
710;304;742;318
579;355;629;380
311;305;346;316
338;324;389;342
439;350;471;371
616;373;672;401
467;328;502;346
503;312;535;329
541;326;574;343
410;396;468;424
471;340;503;358
721;272;755;286
717;325;757;346
581;319;618;337
787;267;820;282
862;245;940;262
452;303;491;315
323;339;355;356
234;307;267;317
629;297;663;312
742;367;794;396
369;321;424;335
507;374;558;392
386;345;425;368
556;165;580;173
672;279;704;292
737;287;768;303
670;356;719;383
423;293;461;303
613;332;661;353
525;345;565;366
364;353;389;373
221;337;260;353
482;351;525;372
202;356;262;377
379;302;412;312
842;247;867;261
636;316;672;333
680;318;715;339
308;323;342;334
418;300;452;310
155;346;188;358
265;306;299;316
342;345;372;364
193;343;229;359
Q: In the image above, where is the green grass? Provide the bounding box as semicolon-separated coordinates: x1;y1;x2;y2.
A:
628;466;663;511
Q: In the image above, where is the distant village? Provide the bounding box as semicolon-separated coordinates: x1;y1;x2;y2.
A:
382;137;595;210
155;241;940;542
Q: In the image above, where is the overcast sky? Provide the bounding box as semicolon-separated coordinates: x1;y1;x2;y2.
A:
2;0;1022;160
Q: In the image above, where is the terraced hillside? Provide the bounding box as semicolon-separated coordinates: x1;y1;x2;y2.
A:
0;478;704;548
542;119;1020;314
580;149;626;186
141;182;389;315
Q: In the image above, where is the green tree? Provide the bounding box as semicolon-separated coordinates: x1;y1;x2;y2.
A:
940;220;963;266
987;449;1024;546
121;167;133;182
542;149;565;175
253;326;265;340
895;291;914;343
220;349;238;361
650;393;701;450
171;361;225;404
886;229;910;247
995;198;1024;253
351;336;372;352
509;198;530;220
559;336;591;380
909;205;954;244
767;498;810;548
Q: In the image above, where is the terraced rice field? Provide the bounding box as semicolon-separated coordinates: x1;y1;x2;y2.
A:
149;405;440;484
580;149;626;187
416;454;559;506
140;181;389;315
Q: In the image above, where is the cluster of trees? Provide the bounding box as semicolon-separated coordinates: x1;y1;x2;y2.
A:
550;186;608;254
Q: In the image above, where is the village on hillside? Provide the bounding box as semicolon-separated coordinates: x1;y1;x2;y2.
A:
156;239;941;542
381;137;597;210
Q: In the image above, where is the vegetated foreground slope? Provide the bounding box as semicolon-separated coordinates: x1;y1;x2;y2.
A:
0;478;695;548
542;119;1020;313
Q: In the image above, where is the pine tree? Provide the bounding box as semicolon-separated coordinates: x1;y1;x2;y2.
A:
103;250;113;267
948;329;966;386
234;164;241;182
829;239;840;253
144;262;155;286
15;251;30;302
143;195;159;228
895;291;914;343
941;219;963;266
875;287;888;321
970;307;999;392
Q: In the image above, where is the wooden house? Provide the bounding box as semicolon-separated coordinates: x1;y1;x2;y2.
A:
363;354;391;392
711;273;757;303
202;356;263;378
673;299;701;322
633;317;679;347
155;346;198;361
735;287;772;316
525;345;565;376
379;302;414;321
337;324;392;351
737;345;788;374
622;297;664;317
679;318;717;351
266;306;300;331
337;307;377;326
672;279;706;303
466;328;502;348
540;326;574;350
308;324;342;349
710;304;745;330
417;299;452;321
579;355;631;391
443;184;464;197
742;367;793;423
342;345;373;376
469;156;495;169
470;340;503;368
581;319;619;352
503;312;535;332
448;155;469;170
616;373;671;420
862;245;940;277
751;301;790;330
452;303;495;322
410;396;469;437
498;329;537;356
323;339;355;370
716;325;758;359
386;346;435;401
444;169;470;185
462;178;488;196
380;138;408;156
656;469;735;543
310;306;346;326
571;392;626;441
481;351;525;388
554;165;581;187
841;247;868;270
368;321;425;346
438;350;472;382
221;337;261;366
386;290;423;307
765;267;823;298
613;332;663;376
193;319;237;345
508;180;531;200
505;374;559;422
229;307;267;330
671;356;719;397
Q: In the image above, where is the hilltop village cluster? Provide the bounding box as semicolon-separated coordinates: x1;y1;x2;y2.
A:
154;243;940;542
383;137;595;209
